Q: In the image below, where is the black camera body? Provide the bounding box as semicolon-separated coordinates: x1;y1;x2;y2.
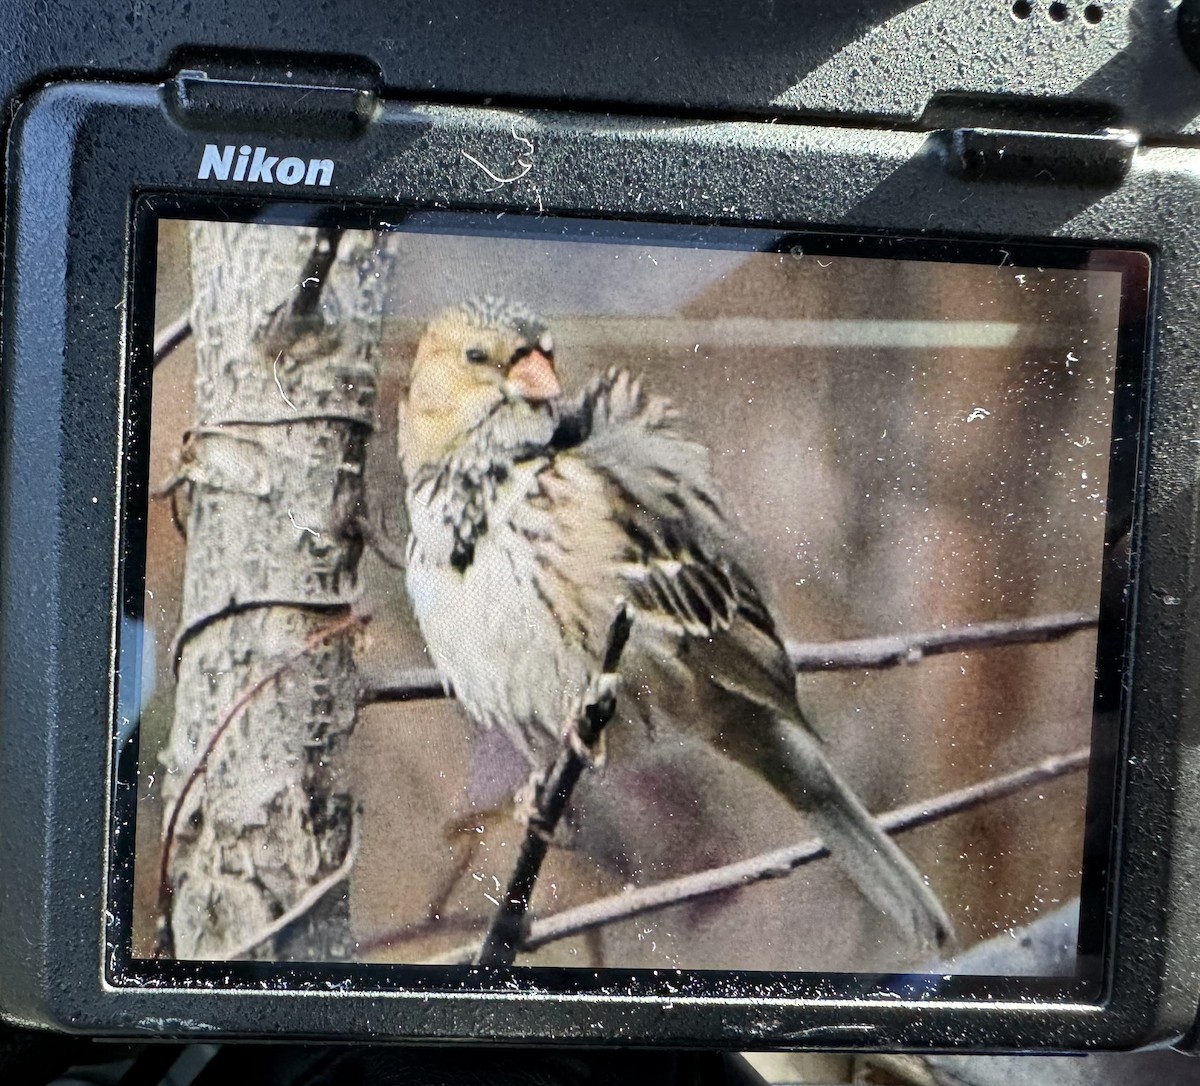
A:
4;0;1200;1055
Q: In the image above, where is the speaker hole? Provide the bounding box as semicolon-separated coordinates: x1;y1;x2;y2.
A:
1048;1;1069;21
1012;0;1033;17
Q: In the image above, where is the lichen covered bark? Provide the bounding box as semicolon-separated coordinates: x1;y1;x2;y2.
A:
161;222;387;960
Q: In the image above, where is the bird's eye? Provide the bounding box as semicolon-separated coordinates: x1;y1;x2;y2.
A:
465;347;490;365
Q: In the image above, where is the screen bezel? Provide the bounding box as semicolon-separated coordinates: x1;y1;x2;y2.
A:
8;79;1199;1047
109;193;1152;1006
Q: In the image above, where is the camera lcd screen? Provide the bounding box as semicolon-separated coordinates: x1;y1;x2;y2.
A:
113;203;1149;997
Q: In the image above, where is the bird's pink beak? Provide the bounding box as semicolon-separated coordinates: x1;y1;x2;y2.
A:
507;348;561;402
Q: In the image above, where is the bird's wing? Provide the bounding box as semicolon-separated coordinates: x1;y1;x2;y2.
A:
549;374;954;950
552;370;802;716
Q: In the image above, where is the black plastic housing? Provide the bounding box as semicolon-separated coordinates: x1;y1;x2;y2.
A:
1;70;1200;1049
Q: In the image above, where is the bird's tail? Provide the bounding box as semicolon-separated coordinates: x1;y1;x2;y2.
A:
759;715;956;953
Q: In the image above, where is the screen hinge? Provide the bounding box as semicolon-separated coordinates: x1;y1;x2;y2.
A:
940;127;1139;186
167;68;378;137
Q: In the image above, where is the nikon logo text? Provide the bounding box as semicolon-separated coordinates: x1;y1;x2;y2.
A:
197;144;335;187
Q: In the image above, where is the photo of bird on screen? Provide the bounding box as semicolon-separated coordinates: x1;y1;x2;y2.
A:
399;297;953;952
135;218;1116;975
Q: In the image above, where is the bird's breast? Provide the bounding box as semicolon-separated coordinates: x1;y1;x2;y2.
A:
404;458;599;762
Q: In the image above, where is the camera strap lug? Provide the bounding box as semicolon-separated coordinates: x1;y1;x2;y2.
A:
941;126;1139;185
168;68;378;137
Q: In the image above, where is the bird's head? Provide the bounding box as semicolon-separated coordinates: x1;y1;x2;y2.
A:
400;296;561;469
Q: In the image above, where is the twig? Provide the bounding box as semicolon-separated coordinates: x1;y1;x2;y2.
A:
475;604;633;967
291;227;342;320
361;670;450;704
154;611;365;958
262;226;344;357
153;315;193;367
360;668;448;704
359;611;1097;705
227;819;360;961
788;610;1097;671
425;747;1089;965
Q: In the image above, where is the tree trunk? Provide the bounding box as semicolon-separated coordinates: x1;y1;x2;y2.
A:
160;222;387;961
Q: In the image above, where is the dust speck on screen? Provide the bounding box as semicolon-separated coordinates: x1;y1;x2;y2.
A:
114;207;1147;994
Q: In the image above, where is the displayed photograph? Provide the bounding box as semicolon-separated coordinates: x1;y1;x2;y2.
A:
125;212;1135;978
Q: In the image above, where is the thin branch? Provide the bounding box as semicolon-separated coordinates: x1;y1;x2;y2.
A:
788;610;1097;671
475;604;633;967
359;611;1097;705
262;227;345;357
360;668;448;705
291;227;343;321
153;315;193;367
361;670;448;705
154;611;366;958
425;747;1089;966
227;819;361;961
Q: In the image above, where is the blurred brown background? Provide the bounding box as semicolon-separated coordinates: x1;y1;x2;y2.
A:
135;218;1121;978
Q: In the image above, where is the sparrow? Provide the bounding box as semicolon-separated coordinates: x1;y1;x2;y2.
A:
398;296;954;951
